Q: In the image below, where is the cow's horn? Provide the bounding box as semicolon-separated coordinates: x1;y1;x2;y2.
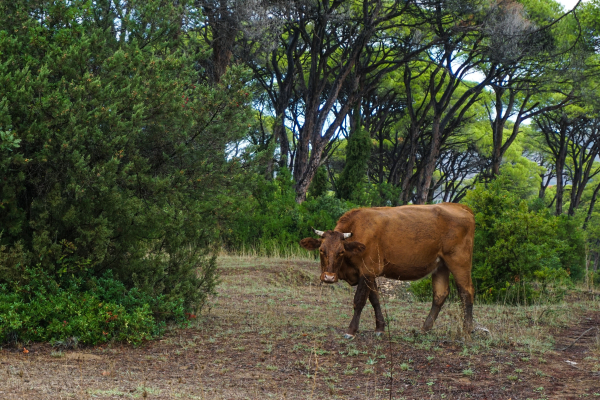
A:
343;232;352;239
313;228;325;237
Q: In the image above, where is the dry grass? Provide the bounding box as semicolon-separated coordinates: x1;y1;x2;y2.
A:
2;255;600;399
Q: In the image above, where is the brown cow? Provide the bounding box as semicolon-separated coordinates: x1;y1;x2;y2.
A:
300;203;475;338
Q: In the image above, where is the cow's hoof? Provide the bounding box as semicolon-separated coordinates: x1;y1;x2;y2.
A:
343;333;355;340
374;331;385;338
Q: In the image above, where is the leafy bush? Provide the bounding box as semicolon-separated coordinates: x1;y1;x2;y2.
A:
222;168;356;253
0;0;246;316
465;176;582;304
0;265;192;345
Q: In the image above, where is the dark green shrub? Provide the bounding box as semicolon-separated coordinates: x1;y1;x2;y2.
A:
0;265;182;345
222;168;356;252
308;166;329;199
0;0;246;315
408;275;461;302
465;176;583;304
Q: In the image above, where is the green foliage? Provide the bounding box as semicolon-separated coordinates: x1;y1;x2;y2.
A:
0;263;191;345
0;0;248;318
336;112;372;202
464;176;582;304
308;166;329;199
222;169;355;253
408;277;432;302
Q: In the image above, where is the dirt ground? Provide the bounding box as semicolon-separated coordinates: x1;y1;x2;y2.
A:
2;256;600;399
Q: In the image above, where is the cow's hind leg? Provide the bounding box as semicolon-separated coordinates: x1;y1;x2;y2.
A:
368;279;385;336
346;276;372;338
456;274;474;335
422;263;449;332
444;254;475;335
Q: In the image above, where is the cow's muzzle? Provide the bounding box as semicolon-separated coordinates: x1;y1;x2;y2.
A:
320;272;338;284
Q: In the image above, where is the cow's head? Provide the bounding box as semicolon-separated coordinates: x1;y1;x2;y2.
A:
299;229;366;284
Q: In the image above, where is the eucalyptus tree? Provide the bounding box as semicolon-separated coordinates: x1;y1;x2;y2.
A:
433;138;488;203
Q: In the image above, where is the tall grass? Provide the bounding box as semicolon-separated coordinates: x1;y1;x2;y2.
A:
219;240;316;261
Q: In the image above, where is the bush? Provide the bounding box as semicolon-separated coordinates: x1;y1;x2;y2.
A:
465;176;583;304
0;0;246;318
221;168;356;253
0;265;191;345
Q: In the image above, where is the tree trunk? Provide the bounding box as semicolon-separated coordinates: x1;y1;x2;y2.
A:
584;183;600;230
555;155;566;216
399;126;419;204
490;88;508;177
415;118;441;205
294;143;324;204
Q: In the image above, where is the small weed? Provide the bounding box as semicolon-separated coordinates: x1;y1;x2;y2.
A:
366;358;377;365
347;349;359;356
507;375;518;381
265;365;278;371
462;369;473;377
50;351;64;358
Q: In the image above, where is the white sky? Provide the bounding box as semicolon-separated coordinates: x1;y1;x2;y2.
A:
558;0;586;11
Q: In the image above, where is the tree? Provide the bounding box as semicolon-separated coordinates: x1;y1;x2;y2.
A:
336;105;372;201
0;0;252;310
565;116;600;215
402;0;509;204
483;0;578;178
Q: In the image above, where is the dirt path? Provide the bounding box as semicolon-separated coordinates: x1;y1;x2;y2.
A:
2;257;600;399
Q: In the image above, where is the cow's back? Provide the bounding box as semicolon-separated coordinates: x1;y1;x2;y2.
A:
335;204;474;280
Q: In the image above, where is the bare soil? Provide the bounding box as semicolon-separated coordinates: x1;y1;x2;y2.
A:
2;256;600;399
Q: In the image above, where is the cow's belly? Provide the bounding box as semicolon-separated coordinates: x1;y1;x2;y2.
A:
380;258;440;281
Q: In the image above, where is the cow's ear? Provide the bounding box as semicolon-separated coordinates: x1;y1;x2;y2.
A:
300;238;322;250
344;241;366;255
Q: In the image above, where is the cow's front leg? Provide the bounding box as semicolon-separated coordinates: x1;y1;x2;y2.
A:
346;276;371;338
